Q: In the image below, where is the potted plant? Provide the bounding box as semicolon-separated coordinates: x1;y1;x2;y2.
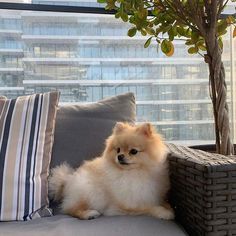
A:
100;0;236;155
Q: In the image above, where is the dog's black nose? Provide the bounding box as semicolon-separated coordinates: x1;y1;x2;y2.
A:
118;154;125;162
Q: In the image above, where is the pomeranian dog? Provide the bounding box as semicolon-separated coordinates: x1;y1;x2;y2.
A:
49;122;174;220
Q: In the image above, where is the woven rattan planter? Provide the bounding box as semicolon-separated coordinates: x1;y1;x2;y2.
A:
167;143;236;236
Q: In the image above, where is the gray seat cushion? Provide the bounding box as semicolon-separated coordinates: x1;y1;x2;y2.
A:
0;215;187;236
51;92;136;169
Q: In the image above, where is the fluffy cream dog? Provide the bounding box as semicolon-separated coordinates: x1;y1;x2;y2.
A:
49;122;174;220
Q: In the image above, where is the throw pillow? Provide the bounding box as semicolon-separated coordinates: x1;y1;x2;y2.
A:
0;92;60;221
51;92;136;168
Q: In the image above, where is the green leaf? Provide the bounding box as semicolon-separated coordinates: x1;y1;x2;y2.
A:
121;12;128;22
105;1;116;10
127;27;137;37
188;46;199;54
144;37;153;48
218;37;223;50
138;8;148;19
217;20;228;36
146;27;155;35
153;17;161;26
144;1;151;7
115;12;121;18
191;31;199;42
97;0;106;3
185;28;191;38
197;41;207;51
185;40;194;46
196;39;207;51
151;9;159;16
168;27;176;41
162;25;171;34
172;26;177;36
161;39;174;56
148;22;154;28
198;45;207;51
161;39;169;54
226;16;235;24
129;15;135;23
141;29;147;36
176;27;186;36
155;27;162;35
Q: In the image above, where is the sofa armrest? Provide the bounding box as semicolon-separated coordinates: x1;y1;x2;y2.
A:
166;143;236;236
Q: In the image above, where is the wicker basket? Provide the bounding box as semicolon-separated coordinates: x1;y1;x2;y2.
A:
166;143;236;236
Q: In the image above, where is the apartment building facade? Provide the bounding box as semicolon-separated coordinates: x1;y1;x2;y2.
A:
0;0;235;144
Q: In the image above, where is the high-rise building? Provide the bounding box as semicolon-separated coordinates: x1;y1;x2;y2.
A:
0;0;235;144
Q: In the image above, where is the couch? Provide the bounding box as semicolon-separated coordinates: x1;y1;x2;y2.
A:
0;93;235;236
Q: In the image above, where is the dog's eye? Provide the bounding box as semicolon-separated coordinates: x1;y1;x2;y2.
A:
129;149;138;155
117;147;120;153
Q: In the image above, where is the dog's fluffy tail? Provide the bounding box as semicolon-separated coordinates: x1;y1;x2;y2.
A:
48;163;74;202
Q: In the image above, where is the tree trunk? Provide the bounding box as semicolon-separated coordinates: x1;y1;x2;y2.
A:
205;39;234;155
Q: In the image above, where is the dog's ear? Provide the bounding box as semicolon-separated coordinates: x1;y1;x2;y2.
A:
113;122;127;134
136;123;154;137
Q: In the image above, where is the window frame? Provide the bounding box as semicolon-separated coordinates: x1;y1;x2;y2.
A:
0;1;234;19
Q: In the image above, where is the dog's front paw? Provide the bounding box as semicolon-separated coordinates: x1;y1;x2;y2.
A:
151;206;175;220
83;210;101;220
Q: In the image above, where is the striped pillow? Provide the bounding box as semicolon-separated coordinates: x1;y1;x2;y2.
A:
0;92;60;221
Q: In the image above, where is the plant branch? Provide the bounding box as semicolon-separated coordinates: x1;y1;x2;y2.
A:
197;51;204;57
160;0;199;32
217;0;229;19
211;0;218;28
187;0;207;36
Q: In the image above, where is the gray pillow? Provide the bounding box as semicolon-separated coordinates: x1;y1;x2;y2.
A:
51;93;136;169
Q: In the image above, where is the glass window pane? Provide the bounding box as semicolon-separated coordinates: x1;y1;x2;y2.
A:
0;8;234;145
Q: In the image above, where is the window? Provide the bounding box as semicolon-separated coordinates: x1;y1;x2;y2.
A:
0;2;235;145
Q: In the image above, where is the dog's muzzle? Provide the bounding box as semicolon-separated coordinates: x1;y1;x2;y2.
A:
117;154;129;165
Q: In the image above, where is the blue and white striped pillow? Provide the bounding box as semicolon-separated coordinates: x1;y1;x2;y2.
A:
0;92;59;221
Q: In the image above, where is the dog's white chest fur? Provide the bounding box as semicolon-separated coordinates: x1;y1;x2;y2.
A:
105;168;160;208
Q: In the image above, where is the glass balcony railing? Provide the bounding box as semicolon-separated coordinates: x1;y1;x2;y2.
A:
0;4;235;145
